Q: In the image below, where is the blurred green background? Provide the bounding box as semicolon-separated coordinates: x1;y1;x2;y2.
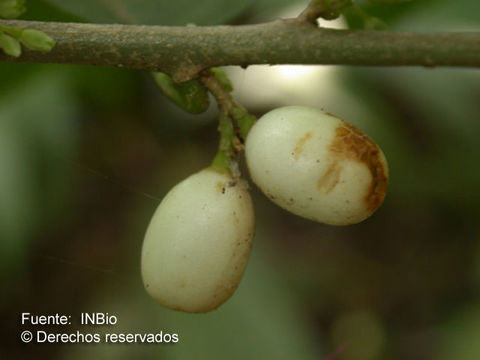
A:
1;0;480;359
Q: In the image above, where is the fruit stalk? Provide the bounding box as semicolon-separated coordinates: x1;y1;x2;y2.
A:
209;112;235;174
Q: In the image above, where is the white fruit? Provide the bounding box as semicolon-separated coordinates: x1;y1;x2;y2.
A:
141;169;254;313
245;106;388;225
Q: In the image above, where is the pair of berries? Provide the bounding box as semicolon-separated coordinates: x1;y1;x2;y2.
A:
141;106;389;313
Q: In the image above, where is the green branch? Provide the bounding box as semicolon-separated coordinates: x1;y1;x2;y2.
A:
0;19;480;81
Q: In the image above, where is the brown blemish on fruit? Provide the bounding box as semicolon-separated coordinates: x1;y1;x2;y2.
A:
293;131;313;160
266;192;276;200
216;181;226;194
232;211;240;225
327;122;388;212
317;163;342;194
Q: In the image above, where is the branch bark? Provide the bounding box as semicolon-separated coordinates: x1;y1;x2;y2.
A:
1;19;480;81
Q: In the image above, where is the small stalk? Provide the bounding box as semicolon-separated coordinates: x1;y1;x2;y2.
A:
230;101;256;140
200;69;256;141
209;112;235;174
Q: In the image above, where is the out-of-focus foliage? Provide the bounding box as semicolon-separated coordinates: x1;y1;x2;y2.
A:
45;0;256;25
41;0;307;25
59;242;321;360
0;69;78;292
0;0;26;19
1;0;480;359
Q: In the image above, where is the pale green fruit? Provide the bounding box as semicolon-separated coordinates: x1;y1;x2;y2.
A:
141;169;254;313
245;106;388;225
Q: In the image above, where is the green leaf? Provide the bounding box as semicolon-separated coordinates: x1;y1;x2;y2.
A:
152;72;209;114
0;0;26;19
0;31;21;56
45;0;255;25
0;23;23;37
18;28;55;52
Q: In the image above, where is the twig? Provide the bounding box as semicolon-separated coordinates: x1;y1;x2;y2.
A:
0;19;479;81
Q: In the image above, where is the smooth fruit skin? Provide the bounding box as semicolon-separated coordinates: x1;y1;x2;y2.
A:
141;169;254;313
245;106;388;225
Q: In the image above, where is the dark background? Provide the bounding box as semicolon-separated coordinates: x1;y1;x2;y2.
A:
1;0;480;359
